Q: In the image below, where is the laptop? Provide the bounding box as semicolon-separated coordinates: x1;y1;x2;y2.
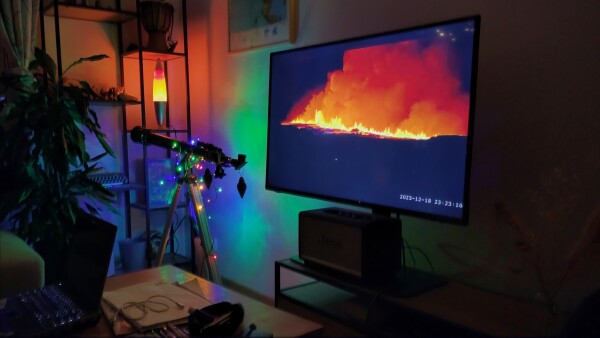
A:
0;211;117;336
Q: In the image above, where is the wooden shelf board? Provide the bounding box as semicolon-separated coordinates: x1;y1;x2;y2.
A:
123;50;185;62
131;201;187;211
126;128;189;134
91;100;141;106
43;3;135;23
106;183;145;192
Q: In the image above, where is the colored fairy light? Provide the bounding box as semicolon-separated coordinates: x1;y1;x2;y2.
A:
217;187;223;193
171;141;178;149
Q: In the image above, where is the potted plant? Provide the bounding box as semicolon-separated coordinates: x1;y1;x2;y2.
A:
0;48;116;283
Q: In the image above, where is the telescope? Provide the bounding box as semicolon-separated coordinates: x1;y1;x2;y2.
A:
130;126;247;172
131;127;247;279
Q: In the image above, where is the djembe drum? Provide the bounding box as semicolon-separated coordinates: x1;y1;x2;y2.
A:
140;0;174;52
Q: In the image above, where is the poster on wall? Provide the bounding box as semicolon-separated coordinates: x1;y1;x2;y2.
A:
228;0;297;53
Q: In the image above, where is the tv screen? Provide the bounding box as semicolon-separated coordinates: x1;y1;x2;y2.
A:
266;16;480;224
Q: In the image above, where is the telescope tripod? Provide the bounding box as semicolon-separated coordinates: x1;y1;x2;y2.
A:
156;168;222;284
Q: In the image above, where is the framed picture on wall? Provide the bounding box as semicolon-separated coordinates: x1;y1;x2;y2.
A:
228;0;298;53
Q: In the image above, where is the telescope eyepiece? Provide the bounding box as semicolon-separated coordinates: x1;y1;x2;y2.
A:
130;126;145;144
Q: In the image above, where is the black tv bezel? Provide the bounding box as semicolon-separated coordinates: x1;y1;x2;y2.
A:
265;15;481;225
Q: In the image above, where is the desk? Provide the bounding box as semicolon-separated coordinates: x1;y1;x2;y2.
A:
77;265;322;337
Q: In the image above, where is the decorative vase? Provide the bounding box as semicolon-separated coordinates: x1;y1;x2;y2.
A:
140;0;174;52
118;238;147;272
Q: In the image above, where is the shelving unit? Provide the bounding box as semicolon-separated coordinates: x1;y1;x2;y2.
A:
41;0;193;272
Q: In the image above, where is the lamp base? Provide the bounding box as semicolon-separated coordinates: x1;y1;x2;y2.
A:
154;101;166;127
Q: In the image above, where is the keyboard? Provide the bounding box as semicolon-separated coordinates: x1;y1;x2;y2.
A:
89;172;129;187
18;284;85;331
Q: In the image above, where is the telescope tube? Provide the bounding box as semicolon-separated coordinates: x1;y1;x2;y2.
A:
130;126;247;170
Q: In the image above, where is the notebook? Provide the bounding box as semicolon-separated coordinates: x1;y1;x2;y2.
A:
0;211;117;337
102;280;212;334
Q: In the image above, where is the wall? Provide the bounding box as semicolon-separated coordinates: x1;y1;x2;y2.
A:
185;0;600;316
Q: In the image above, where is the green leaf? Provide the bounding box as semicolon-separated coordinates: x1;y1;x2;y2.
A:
78;81;101;99
97;134;115;157
63;54;109;76
32;48;56;84
89;153;108;163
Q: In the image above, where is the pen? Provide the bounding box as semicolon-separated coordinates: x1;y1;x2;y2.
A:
167;323;187;337
161;326;177;338
154;328;168;338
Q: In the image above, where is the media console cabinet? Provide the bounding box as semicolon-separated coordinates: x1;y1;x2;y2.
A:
275;258;563;336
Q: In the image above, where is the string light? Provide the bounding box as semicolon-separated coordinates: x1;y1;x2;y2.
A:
152;135;246;212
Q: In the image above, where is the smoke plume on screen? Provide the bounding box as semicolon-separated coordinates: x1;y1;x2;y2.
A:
284;41;469;139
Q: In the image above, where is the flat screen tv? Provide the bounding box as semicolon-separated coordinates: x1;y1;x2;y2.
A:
266;16;480;224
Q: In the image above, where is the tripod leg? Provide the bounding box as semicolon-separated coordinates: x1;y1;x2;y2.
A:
157;180;184;266
188;182;222;284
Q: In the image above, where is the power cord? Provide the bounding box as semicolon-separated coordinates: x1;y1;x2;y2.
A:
111;295;185;326
403;239;437;275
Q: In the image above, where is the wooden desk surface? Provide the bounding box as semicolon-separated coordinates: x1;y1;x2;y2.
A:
77;265;322;337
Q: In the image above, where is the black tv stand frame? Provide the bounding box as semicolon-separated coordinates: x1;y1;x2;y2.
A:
276;257;557;336
275;257;465;336
289;255;446;297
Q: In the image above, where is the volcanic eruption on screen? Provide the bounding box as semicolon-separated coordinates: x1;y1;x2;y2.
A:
266;17;479;223
283;40;469;140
